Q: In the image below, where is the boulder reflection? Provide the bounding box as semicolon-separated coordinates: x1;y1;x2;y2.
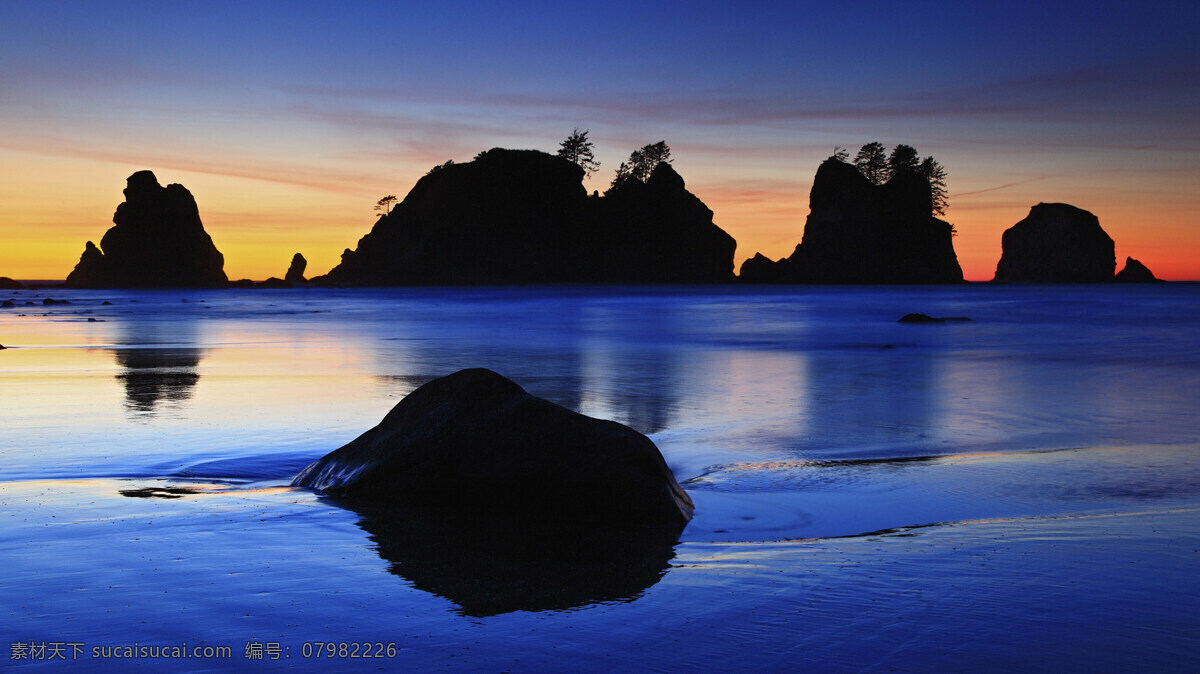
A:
113;347;203;415
334;499;683;617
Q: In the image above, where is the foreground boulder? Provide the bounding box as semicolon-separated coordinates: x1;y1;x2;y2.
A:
1114;257;1162;283
993;203;1114;282
293;368;694;526
739;159;963;284
317;148;735;285
65;171;227;288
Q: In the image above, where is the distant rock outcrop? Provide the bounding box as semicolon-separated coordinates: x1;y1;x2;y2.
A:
0;277;21;290
229;277;290;288
993;203;1114;283
316;149;735;285
1114;257;1163;283
284;253;307;284
65;171;227;288
293;368;695;527
739;160;962;284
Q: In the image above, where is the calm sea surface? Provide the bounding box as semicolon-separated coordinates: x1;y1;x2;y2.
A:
3;284;1198;670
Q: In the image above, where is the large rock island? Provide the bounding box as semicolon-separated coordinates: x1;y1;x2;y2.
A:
317;149;736;285
739;159;963;284
66;171;227;288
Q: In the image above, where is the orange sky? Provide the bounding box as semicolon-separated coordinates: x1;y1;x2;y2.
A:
1;141;1196;282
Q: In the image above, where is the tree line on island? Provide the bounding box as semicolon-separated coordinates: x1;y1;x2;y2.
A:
32;131;1162;291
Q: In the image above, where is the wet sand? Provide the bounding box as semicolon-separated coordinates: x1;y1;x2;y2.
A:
3;285;1200;669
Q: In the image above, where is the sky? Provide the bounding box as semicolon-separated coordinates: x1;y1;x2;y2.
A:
2;1;1198;281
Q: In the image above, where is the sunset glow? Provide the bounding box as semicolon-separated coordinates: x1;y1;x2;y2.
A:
2;3;1197;281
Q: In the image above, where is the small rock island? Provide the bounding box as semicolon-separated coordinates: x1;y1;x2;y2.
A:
993;203;1161;283
65;171;227;288
993;203;1114;282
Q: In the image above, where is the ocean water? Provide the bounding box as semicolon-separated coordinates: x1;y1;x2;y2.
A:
2;284;1198;670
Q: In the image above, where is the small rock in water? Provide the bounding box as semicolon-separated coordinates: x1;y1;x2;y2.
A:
898;313;974;324
899;313;944;323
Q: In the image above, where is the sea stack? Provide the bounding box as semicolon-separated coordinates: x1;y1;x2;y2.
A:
316;148;735;285
284;253;307;284
739;159;962;283
993;203;1114;283
1114;257;1163;283
65;171;227;288
292;368;694;526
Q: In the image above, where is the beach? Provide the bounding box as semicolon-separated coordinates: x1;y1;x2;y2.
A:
3;285;1199;670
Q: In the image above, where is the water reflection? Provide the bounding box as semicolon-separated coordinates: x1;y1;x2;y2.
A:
370;336;678;435
110;320;204;418
336;499;682;617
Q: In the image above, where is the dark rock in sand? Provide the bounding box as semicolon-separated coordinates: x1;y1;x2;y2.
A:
284;253;307;284
293;368;694;526
317;149;735;285
740;160;963;284
65;171;227;288
0;277;21;290
1;300;13;308
1114;256;1163;283
993;203;1115;282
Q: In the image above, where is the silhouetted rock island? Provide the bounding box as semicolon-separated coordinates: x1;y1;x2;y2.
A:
284;253;307;284
0;277;21;290
65;171;227;289
316;149;736;285
292;368;695;527
993;203;1115;283
1115;257;1163;283
740;159;963;284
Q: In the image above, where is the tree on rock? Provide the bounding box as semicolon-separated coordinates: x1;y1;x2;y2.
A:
610;141;672;191
557;128;601;177
853;142;889;185
375;195;397;215
887;144;920;175
918;156;948;216
828;146;850;163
